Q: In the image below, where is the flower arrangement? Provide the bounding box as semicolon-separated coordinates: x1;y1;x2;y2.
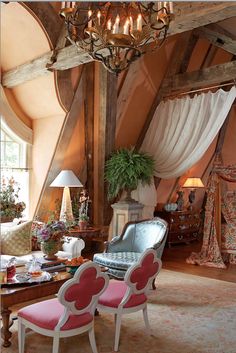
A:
0;176;26;221
36;221;69;243
79;213;89;222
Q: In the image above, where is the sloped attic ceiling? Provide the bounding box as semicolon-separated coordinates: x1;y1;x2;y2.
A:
1;2;65;120
1;2;236;222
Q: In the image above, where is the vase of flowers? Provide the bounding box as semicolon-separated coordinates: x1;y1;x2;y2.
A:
36;221;68;260
78;213;89;230
77;190;90;229
0;176;26;222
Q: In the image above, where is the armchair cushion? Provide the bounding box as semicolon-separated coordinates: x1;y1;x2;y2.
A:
93;217;168;280
93;252;141;270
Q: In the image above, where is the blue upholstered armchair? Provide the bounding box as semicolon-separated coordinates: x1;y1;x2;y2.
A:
93;217;168;285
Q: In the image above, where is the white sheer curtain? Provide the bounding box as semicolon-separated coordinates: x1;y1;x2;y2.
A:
131;87;236;215
131;179;157;218
141;87;236;179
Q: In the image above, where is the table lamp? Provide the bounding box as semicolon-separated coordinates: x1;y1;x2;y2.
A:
50;170;83;222
182;177;204;210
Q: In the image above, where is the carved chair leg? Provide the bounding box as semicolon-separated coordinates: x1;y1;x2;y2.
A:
1;308;13;347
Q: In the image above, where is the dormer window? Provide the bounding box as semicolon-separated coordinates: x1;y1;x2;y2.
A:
1;120;29;219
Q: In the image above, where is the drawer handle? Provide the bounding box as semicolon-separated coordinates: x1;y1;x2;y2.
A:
179;225;188;230
193;233;198;238
178;235;184;240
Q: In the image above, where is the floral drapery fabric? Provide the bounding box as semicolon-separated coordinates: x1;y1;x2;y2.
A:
221;192;236;265
187;164;236;268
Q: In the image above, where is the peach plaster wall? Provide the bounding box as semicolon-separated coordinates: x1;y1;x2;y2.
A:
115;36;176;148
47;106;86;215
30;114;65;218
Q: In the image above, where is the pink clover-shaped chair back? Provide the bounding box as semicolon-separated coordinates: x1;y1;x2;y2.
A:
124;249;162;295
58;262;109;315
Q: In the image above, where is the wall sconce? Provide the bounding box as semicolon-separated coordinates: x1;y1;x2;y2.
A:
50;170;83;222
182;177;204;210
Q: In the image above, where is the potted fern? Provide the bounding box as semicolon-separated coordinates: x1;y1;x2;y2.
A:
105;148;155;202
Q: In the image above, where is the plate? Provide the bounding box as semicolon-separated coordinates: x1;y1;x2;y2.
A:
2;271;52;287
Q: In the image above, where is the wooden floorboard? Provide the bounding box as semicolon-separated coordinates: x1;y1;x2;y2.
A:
162;241;236;283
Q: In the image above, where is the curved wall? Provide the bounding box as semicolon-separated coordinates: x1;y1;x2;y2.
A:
1;2;67;218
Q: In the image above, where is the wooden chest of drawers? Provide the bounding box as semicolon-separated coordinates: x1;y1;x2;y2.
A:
155;210;201;247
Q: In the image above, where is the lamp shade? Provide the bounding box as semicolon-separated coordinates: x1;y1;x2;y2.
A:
182;177;204;188
50;170;83;187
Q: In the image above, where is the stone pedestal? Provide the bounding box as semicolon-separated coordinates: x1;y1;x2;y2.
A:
111;201;143;238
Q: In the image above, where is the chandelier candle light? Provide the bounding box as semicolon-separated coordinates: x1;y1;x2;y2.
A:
50;170;83;223
60;2;174;75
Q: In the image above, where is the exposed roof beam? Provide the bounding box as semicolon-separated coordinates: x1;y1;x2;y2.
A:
194;26;236;55
2;45;92;88
2;2;236;88
162;60;236;96
207;23;236;40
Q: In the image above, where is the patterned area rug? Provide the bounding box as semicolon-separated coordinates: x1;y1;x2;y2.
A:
2;269;236;353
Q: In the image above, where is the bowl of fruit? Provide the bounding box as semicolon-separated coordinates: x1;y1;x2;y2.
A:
65;256;89;275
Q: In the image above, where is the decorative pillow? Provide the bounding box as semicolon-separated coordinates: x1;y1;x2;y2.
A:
1;221;32;256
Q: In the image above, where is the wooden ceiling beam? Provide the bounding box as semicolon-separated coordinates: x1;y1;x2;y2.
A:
168;2;236;36
179;33;199;74
162;60;236;96
84;62;95;223
2;2;236;88
194;26;236;55
207;23;236;41
93;65;117;227
53;23;74;112
1;45;92;88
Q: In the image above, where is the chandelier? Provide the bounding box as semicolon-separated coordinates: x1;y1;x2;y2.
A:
60;2;174;75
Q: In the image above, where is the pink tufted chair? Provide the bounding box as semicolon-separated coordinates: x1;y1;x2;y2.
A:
18;262;109;353
97;249;162;351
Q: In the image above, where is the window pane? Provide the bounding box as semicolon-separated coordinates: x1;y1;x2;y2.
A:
1;123;29;219
4;142;20;167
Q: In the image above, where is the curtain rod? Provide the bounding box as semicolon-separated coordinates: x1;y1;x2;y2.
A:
1;167;30;171
164;81;236;100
